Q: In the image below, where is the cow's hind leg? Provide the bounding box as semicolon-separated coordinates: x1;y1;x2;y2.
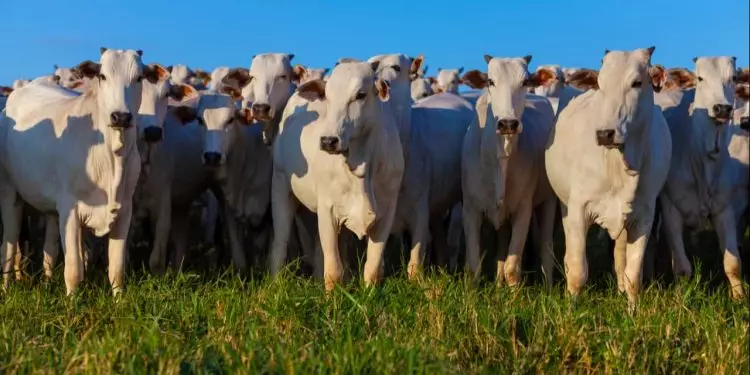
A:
269;172;298;276
58;203;83;295
42;215;60;279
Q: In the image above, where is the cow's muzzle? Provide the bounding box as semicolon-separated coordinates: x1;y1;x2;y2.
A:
711;104;732;125
110;111;133;129
203;152;222;167
251;103;272;121
497;119;520;135
740;116;749;131
143;126;163;143
595;129;622;148
319;136;341;154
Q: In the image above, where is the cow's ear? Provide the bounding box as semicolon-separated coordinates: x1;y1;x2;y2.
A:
168;84;198;101
234;108;254;125
522;55;532;65
532;67;556;87
375;78;390;101
667;68;697;90
568;69;599;90
483;54;493;64
461;70;488;89
292;64;307;85
144;63;170;84
221;68;252;89
735;84;750;101
74;60;101;79
409;55;425;77
737;68;749;85
297;79;326;101
172;106;197;124
0;86;12;96
219;85;243;101
457;67;464;75
648;64;666;93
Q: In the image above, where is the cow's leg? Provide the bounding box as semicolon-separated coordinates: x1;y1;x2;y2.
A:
0;191;22;290
614;230;627;293
463;203;483;279
295;214;319;277
713;208;744;299
660;195;692;277
537;198;557;289
170;207;190;272
364;201;397;287
58;204;83;295
269;173;298;276
429;212;450;270
623;216;653;310
318;205;342;290
562;203;590;296
148;196;170;275
203;191;219;245
107;204;132;296
504;200;533;286
446;203;463;272
496;222;511;286
407;196;429;280
225;212;247;274
42;215;60;279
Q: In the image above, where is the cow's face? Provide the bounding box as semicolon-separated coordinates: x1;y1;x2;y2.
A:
245;53;295;123
137;65;197;143
74;48;145;130
595;47;655;148
168;64;194;85
297;62;389;157
411;78;434;101
435;68;463;94
693;56;737;125
533;65;564;97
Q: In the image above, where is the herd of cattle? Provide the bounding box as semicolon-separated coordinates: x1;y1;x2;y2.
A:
0;46;748;310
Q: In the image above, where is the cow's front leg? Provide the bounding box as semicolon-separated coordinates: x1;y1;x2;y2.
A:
318;205;342;291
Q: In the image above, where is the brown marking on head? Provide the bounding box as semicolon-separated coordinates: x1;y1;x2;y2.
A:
296;79;326;101
567;69;599;90
194;69;212;84
219;85;243;101
143;63;170;84
535;68;557;86
738;67;750;85
292;64;308;85
172;106;197;124
666;68;697;90
736;84;750;102
168;84;198;101
221;68;252;89
461;70;488;89
73;60;101;79
648;64;666;93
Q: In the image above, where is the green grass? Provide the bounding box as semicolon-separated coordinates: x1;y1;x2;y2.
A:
0;266;747;374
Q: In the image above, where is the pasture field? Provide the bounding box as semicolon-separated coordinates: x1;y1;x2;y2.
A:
1;233;748;374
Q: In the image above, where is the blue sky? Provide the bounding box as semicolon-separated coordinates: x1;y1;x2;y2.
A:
2;0;748;85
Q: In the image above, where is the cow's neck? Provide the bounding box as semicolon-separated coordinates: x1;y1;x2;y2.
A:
686;108;730;206
390;82;413;158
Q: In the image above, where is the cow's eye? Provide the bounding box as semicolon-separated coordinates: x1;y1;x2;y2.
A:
522;78;530;86
488;79;495;87
391;65;401;73
99;74;107;81
731;75;737;83
698;76;704;82
278;75;288;81
631;80;642;88
355;91;367;100
137;76;143;83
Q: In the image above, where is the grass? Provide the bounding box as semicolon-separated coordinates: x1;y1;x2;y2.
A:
0;264;747;374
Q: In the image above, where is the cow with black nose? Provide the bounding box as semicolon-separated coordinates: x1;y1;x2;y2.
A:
461;55;558;288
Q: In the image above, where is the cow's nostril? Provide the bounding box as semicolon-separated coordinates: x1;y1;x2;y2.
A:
713;104;732;117
595;129;617;146
252;103;271;113
319;136;340;152
497;119;520;134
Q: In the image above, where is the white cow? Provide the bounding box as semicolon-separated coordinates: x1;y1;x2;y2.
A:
0;48;156;295
733;68;749;128
660;56;746;299
649;65;697;112
532;64;584;115
545;47;672;307
410;77;435;101
270;61;404;290
53;65;91;92
368;54;475;276
207;66;231;91
168;64;208;90
461;56;558;287
434;68;464;94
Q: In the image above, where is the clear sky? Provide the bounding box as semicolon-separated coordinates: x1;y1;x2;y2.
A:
2;0;748;85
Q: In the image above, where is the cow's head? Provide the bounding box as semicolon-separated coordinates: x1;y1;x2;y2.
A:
297;61;390;161
533;65;564;97
693;56;737;126
411;77;434;101
368;54;423;99
292;65;330;85
53;65;88;91
171;89;253;170
243;53;295;123
566;68;600;91
592;47;656;149
734;68;749;130
435;67;463;94
137;64;198;143
73;48;148;130
167;64;194;85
